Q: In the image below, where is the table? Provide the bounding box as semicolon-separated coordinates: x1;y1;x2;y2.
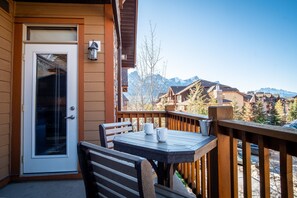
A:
113;130;217;188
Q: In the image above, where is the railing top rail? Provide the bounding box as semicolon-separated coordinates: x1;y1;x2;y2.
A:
117;110;166;114
167;111;208;120
218;120;297;143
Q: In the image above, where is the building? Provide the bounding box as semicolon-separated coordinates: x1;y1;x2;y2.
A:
156;79;244;111
0;0;137;184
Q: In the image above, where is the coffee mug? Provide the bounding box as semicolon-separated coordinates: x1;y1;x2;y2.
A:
156;127;168;142
144;123;154;135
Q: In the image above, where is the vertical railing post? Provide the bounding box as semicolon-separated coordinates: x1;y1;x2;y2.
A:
208;106;233;198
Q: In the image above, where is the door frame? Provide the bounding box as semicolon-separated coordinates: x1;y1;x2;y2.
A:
23;44;78;174
12;18;84;177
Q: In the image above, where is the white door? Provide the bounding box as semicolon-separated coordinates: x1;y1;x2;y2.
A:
23;44;78;173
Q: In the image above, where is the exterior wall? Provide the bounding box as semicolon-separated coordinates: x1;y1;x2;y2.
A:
0;0;13;181
15;2;112;144
223;92;244;108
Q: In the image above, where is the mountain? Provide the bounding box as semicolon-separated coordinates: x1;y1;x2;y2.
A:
126;71;199;99
254;88;297;98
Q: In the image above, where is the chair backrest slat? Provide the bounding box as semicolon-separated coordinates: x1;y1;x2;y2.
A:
105;126;133;135
99;122;132;149
94;172;139;198
78;141;156;198
89;151;137;177
92;164;139;192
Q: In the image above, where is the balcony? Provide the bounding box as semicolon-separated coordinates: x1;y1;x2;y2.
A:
117;106;297;197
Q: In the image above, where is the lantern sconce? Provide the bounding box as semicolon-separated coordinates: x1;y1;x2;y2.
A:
88;40;101;61
121;54;128;60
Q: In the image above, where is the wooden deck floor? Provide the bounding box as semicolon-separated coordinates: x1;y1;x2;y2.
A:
0;174;196;197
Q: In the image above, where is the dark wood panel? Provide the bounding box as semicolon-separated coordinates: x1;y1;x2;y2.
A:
14;0;110;4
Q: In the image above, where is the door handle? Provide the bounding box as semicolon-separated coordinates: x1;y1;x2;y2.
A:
65;115;75;120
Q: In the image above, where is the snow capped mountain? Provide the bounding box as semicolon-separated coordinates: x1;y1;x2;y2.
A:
126;71;199;99
126;71;297;100
254;88;297;98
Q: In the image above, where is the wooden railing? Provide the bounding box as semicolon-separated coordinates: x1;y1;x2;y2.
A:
218;119;297;197
117;107;297;197
116;111;167;131
166;111;209;197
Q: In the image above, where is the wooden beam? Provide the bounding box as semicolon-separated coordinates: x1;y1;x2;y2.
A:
258;135;270;198
104;4;115;122
279;142;293;198
208;106;233;198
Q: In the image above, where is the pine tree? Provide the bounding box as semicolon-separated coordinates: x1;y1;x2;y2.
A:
288;98;297;121
275;99;285;125
267;103;281;125
187;82;208;115
254;101;266;124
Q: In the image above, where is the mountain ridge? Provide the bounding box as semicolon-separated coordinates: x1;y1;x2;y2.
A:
253;87;297;98
126;71;297;99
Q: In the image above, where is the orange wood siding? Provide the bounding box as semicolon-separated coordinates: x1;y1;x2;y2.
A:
15;2;112;144
0;0;13;181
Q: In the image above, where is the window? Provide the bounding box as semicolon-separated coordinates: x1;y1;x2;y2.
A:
27;26;77;42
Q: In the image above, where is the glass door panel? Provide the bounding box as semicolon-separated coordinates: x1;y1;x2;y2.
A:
35;54;67;156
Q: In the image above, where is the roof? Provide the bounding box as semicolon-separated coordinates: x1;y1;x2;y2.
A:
170;86;187;94
207;85;239;92
176;79;238;95
121;0;138;68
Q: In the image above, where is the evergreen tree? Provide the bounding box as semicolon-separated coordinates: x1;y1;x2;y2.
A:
267;103;281;125
275;99;285;125
254;101;266;124
187;82;208;115
288;98;297;121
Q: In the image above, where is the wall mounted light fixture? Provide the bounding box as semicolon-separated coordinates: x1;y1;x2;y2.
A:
121;54;128;60
88;41;101;60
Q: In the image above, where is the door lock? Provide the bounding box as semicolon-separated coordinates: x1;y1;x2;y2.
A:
65;115;75;120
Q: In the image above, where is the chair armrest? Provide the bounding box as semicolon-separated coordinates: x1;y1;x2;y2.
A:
154;184;191;198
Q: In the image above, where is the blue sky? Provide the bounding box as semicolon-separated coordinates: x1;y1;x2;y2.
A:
135;0;297;93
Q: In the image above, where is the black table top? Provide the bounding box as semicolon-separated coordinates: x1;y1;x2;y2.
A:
113;130;217;164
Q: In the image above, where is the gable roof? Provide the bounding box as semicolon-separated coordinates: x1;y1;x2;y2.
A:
170;86;187;94
207;84;239;93
175;79;234;95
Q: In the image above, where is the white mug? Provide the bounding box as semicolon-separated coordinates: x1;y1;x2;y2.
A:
156;128;168;142
144;123;154;135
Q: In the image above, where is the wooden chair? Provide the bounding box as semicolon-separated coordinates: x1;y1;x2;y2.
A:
99;121;133;149
78;141;190;198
